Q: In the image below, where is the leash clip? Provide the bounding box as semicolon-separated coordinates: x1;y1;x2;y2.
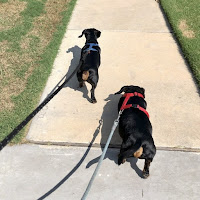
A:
115;110;123;124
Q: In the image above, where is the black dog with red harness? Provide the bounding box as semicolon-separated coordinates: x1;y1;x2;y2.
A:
115;85;156;178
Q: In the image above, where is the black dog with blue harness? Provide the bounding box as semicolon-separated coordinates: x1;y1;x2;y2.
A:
84;43;100;53
77;28;101;103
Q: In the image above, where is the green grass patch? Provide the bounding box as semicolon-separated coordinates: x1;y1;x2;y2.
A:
0;0;8;3
160;0;200;87
0;0;77;144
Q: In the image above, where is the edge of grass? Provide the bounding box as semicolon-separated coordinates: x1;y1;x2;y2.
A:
160;0;200;89
1;0;77;144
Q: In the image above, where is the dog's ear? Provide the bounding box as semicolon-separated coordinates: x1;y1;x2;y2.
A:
78;29;88;38
114;86;128;95
140;87;145;98
94;29;101;38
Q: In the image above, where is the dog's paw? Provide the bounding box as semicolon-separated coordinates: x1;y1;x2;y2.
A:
91;99;97;104
118;156;126;165
78;82;85;88
142;170;150;179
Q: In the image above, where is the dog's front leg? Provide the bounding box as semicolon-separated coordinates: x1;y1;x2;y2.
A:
143;159;152;178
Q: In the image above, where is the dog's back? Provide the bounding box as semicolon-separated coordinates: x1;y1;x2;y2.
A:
119;107;152;139
80;48;101;81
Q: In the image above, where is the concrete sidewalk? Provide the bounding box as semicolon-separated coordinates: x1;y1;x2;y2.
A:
1;1;200;199
1;145;200;200
27;0;200;150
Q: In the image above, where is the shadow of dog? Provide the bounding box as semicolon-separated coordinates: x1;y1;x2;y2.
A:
64;45;91;102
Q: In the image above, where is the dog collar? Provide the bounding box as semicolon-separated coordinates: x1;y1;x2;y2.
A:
84;43;99;52
120;92;149;118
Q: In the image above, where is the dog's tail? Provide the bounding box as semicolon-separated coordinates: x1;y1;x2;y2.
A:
118;140;143;165
82;71;89;81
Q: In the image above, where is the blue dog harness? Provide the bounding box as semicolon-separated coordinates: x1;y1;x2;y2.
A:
84;43;99;52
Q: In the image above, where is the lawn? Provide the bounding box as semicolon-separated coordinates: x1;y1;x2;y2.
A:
160;0;200;87
0;0;77;144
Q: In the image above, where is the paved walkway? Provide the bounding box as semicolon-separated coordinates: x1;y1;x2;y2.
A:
1;145;200;200
1;1;200;200
27;0;200;150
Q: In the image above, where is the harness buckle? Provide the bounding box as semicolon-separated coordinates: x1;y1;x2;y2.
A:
131;104;138;109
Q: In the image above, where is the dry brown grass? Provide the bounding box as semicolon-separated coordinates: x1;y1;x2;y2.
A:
29;0;70;48
0;47;33;110
0;0;70;112
0;0;27;31
179;19;195;39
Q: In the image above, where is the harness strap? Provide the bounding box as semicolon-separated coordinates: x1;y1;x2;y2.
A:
131;104;149;118
84;43;99;52
120;92;149;118
120;92;144;110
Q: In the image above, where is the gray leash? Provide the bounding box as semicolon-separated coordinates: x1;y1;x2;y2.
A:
81;110;123;200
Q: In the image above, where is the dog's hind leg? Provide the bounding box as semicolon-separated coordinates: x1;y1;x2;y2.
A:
142;140;156;178
118;143;127;164
90;83;97;103
118;140;142;165
77;70;85;88
78;80;85;88
87;78;98;103
143;159;152;179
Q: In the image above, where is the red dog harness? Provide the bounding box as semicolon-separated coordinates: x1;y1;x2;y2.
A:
120;92;149;118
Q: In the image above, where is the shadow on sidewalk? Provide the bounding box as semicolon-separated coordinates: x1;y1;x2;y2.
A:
37;94;143;199
86;94;143;178
37;120;103;200
43;45;91;101
37;45;102;199
64;45;91;102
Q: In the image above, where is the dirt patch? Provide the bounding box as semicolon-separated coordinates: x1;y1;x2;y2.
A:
0;41;13;110
0;0;27;31
178;19;195;38
20;37;32;50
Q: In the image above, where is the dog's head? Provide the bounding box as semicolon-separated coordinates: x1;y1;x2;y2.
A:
115;85;145;98
78;28;101;42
